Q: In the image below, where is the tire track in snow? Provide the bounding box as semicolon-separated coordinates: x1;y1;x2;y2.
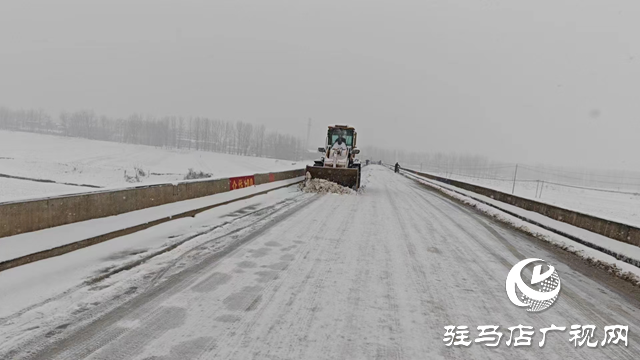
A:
16;195;318;360
11;166;640;360
245;196;358;360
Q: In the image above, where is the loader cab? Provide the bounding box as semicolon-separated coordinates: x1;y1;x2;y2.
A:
327;126;356;148
316;125;359;164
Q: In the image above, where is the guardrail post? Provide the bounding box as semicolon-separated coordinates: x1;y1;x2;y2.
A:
511;164;518;195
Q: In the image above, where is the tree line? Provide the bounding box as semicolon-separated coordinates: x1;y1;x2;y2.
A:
0;107;311;161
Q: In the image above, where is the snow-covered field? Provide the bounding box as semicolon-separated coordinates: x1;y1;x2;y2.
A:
0;130;306;203
407;168;640;228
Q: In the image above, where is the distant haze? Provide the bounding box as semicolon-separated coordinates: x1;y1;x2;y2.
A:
1;0;639;170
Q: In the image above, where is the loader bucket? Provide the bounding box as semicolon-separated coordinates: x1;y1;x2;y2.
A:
305;165;361;190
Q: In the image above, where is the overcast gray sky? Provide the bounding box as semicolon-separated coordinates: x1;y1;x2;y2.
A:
1;0;639;170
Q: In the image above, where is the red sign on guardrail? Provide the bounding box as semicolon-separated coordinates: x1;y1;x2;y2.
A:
230;176;255;190
268;173;275;182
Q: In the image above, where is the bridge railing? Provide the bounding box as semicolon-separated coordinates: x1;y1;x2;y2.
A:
0;168;305;239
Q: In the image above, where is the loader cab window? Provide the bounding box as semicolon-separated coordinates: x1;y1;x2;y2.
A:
329;130;354;147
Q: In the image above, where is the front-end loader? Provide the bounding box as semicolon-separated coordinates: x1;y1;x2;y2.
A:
306;125;361;189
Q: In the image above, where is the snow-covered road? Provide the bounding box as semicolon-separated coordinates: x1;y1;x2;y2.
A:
4;165;640;359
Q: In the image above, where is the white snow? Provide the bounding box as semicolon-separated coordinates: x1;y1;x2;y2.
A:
299;173;356;195
3;165;639;359
0;177;82;201
0;130;309;202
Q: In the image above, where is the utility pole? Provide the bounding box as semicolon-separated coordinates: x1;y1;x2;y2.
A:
511;164;519;195
539;180;545;198
306;118;312;150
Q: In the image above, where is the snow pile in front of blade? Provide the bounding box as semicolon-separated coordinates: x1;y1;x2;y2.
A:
299;173;355;195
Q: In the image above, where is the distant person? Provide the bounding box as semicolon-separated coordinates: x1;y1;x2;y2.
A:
394;162;400;173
